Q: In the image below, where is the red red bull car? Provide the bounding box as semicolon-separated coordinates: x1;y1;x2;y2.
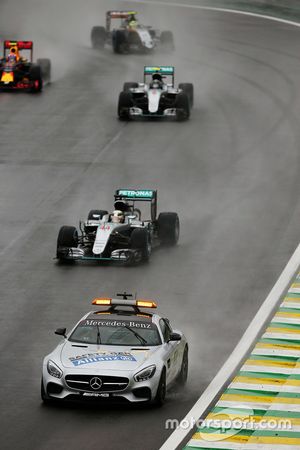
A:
0;40;51;92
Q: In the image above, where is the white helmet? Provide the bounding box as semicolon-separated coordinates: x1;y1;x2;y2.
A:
111;210;125;223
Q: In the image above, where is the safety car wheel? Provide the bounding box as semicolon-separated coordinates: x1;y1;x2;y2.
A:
41;379;51;404
154;369;166;406
178;83;194;108
118;92;132;120
91;26;106;49
157;212;180;245
29;65;43;92
176;346;188;386
130;228;151;262
123;82;139;92
175;92;190;120
56;225;78;259
37;58;51;83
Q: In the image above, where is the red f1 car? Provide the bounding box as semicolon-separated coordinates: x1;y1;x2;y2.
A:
0;40;51;92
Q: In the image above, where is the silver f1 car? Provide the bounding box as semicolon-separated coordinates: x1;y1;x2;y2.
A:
41;295;188;405
118;66;194;121
91;11;174;53
56;189;179;264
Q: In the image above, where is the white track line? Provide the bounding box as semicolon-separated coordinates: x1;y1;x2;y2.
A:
119;2;300;449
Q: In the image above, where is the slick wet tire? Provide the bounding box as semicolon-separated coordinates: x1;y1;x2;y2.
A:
130;228;151;262
176;346;188;386
175;92;190;121
154;369;166;407
87;210;108;220
113;30;126;54
160;30;175;51
123;82;139;92
56;225;78;259
36;58;51;83
178;83;194;108
91;26;106;49
157;212;180;245
118;91;132;120
29;65;43;92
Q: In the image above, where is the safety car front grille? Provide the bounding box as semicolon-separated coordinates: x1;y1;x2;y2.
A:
65;374;129;392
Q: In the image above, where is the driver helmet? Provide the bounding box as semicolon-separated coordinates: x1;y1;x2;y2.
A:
111;210;125;223
8;46;19;61
150;73;163;89
128;14;138;28
152;73;162;82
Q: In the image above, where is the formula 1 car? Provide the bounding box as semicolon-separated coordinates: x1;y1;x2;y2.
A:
91;11;174;53
0;40;51;92
56;189;179;264
118;66;194;121
41;294;188;405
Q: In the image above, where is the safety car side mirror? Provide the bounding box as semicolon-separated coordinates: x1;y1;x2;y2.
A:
168;332;181;342
55;327;67;338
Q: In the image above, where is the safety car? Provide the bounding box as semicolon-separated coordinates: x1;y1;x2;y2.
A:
56;189;179;264
91;11;174;53
0;40;51;92
118;66;194;121
41;294;188;405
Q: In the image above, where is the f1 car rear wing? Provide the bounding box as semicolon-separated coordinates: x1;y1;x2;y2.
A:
114;189;157;221
144;66;175;85
106;10;138;31
3;40;33;61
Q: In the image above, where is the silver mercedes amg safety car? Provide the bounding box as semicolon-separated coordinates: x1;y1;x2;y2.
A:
118;66;194;121
41;294;188;405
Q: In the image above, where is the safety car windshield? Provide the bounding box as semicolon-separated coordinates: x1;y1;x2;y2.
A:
69;318;161;346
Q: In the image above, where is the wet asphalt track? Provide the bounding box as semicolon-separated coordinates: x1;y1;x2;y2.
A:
1;1;300;449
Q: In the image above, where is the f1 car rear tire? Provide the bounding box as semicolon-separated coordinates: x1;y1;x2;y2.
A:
178;83;194;108
175;92;190;121
87;210;108;220
113;30;126;54
91;26;106;49
130;228;151;262
123;82;139;92
176;346;188;386
154;369;166;406
29;65;43;93
160;30;175;51
157;212;180;245
37;58;51;83
57;225;78;259
118;92;132;120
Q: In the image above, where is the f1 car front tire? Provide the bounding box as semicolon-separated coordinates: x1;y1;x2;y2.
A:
157;212;180;245
91;26;106;49
113;30;127;54
57;225;78;259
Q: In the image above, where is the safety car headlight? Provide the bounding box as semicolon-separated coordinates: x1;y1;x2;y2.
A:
134;365;156;382
47;360;63;379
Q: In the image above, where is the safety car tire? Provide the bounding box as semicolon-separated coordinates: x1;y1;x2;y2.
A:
154;369;166;406
176;346;188;386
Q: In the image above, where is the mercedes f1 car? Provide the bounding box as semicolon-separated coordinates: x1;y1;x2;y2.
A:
0;40;51;92
118;66;194;121
56;189;179;264
91;11;174;53
41;294;188;405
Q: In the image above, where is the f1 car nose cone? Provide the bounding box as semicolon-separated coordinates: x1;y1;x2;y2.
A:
90;376;102;390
